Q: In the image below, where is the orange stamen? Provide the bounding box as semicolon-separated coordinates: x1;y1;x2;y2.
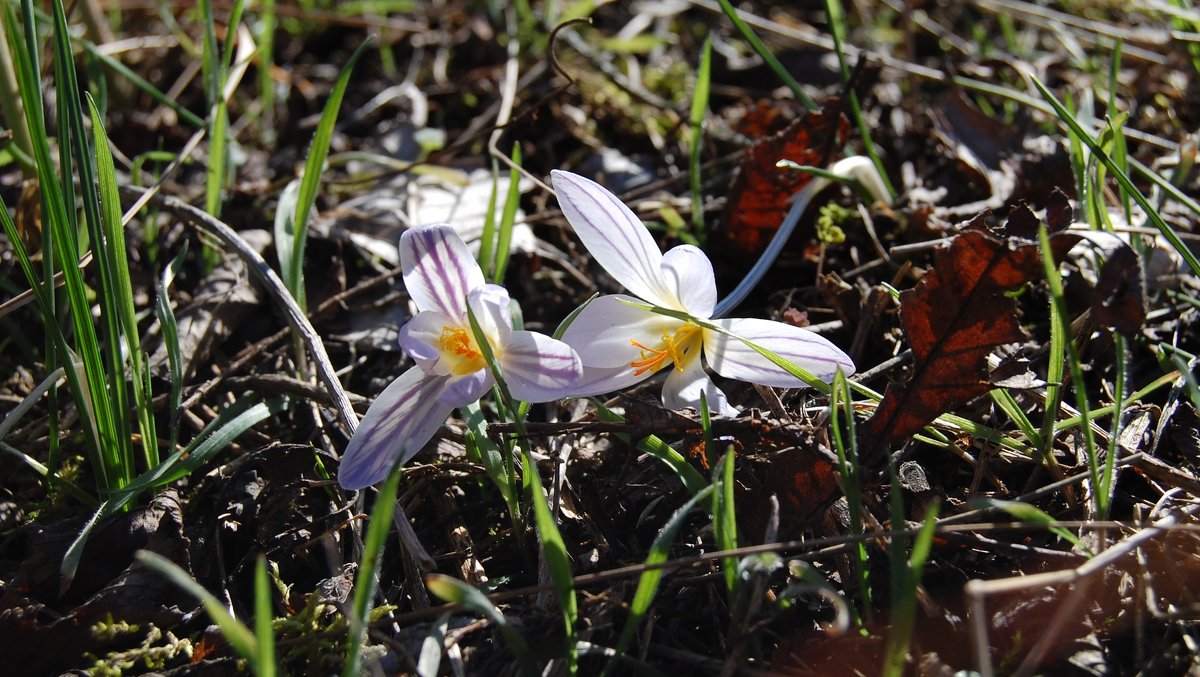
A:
629;324;700;376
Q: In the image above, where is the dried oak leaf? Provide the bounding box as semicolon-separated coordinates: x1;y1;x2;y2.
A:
717;101;850;259
866;209;1146;448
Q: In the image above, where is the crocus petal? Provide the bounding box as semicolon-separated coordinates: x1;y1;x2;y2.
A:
661;355;737;416
705;318;855;386
551;170;673;307
661;245;718;318
466;283;514;347
399;309;455;374
562;363;650;398
498;330;583;402
339;367;453;490
560;295;681;368
400;225;485;318
438;369;493;407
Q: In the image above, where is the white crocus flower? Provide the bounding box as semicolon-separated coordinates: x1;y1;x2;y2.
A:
551;170;855;416
339;225;583;489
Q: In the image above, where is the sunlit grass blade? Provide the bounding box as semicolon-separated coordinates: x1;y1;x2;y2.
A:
478;168;500;277
831;368;871;618
491;145;521;283
592;402;707;494
989;388;1042;451
8;0;121;491
712;448;738;596
1031;75;1200;277
426;574;534;673
970;498;1092;555
688;34;711;239
822;0;895;200
254;555;276;677
60;398;281;589
1038;225;1101;515
54;0;137;489
343;457;404;677
155;244;188;453
606;485;715;673
713;0;817;111
465;303;578;673
521;446;579;672
75;38;205;128
290;38;372;311
273;178;302;298
461;400;522;542
137;551;261;671
882;494;938;676
89;94;158;470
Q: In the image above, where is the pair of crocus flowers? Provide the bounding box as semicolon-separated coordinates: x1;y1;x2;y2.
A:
338;171;856;489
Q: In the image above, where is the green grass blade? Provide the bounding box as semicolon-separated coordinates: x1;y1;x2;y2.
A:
466;303;579;673
75;39;204;128
521;447;579;672
989;388;1042;450
273;178;302;298
607;485;715;669
591;402;707;494
713;0;817;110
343;458;404;677
1031;75;1200;278
970;499;1092;555
254;555;277;677
831;368;871;618
491;145;521;283
198;0;221;105
426;574;534;672
205;95;229;219
461;400;522;537
1038;225;1101;514
14;0;121;490
155;244;188;453
138;551;259;669
822;0;895;200
688;34;712;238
478;166;500;277
712;448;739;596
89;94;158;469
291;38;372;311
54;0;135;488
882;500;939;676
1100;334;1127;521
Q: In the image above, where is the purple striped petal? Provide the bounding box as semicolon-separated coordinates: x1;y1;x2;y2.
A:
560;363;648;398
439;369;493;406
339;367;453;490
400;225;485;319
704;318;855;386
399;309;455;374
560;295;675;369
499;330;583;402
551;170;672;307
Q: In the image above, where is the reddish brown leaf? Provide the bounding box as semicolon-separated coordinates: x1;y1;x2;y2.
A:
866;229;1079;445
718;101;850;259
866;218;1146;449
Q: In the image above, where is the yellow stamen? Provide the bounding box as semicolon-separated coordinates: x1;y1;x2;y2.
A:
629;324;701;376
438;326;485;375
